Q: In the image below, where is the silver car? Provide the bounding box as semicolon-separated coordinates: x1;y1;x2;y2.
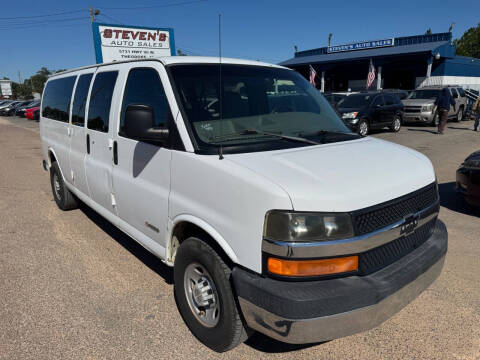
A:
402;86;467;126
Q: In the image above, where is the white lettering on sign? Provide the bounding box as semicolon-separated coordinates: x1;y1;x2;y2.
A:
98;25;172;63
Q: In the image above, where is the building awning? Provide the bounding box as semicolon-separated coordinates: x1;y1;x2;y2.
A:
280;41;453;67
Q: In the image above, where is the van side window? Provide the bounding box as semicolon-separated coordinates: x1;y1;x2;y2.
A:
41;76;76;122
71;73;93;127
88;71;118;133
120;67;170;136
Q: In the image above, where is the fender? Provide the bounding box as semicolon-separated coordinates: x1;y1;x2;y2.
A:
47;147;67;182
168;214;239;265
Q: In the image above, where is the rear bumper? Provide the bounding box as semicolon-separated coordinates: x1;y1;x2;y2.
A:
233;220;447;344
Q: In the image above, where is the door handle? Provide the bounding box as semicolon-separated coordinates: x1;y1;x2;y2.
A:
86;134;90;154
113;141;118;165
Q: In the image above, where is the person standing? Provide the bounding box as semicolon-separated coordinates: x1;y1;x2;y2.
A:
473;95;480;131
434;88;456;134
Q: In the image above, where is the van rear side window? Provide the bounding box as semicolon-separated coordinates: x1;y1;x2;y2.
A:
71;74;93;127
88;71;118;133
41;76;76;122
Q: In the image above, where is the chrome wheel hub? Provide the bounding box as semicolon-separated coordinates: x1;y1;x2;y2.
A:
394;118;401;131
53;173;61;200
184;263;220;327
359;122;368;136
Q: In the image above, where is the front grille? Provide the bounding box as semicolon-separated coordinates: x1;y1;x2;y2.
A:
353;183;438;236
404;106;422;113
358;218;436;275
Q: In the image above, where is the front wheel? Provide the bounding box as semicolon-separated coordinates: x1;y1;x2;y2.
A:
174;237;249;352
357;119;369;136
389;115;402;132
456;107;464;122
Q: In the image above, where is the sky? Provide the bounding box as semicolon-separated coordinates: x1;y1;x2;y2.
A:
1;0;479;81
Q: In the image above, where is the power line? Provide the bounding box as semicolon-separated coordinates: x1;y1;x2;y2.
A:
0;16;88;27
98;0;207;11
0;17;89;30
0;9;85;20
99;13;125;25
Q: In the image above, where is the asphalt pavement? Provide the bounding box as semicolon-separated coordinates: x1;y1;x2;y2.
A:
0;116;479;359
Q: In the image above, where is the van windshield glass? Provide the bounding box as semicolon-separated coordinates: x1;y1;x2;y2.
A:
408;89;441;100
169;64;355;153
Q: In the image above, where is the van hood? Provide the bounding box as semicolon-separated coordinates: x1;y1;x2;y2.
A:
227;138;435;212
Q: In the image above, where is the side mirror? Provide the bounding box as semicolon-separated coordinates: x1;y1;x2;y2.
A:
124;104;169;142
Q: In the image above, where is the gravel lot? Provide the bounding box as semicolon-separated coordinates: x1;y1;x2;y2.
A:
0;115;479;360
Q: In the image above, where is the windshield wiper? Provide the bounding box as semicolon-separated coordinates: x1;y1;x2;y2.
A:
211;129;320;145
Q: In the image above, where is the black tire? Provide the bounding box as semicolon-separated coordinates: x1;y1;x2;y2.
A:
50;161;78;211
357;119;369;136
389;115;402;132
174;237;249;352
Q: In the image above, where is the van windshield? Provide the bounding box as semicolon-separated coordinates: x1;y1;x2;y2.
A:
408;89;441;100
169;64;357;153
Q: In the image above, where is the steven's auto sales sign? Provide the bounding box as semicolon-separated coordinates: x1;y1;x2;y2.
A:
92;22;175;63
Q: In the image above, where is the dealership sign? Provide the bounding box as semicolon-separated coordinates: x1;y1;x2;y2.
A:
92;22;175;63
327;38;394;53
0;80;12;97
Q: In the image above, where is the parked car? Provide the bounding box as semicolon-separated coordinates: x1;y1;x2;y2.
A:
16;100;40;117
25;106;39;120
336;91;404;136
40;57;447;352
0;101;20;116
402;86;467;126
456;150;480;208
0;100;30;116
323;92;347;108
0;100;15;111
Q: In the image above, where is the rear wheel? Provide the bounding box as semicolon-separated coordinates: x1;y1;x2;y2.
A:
174;237;249;352
358;119;369;137
50;162;78;211
389;115;402;132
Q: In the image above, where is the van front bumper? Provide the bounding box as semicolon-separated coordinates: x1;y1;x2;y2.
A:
232;219;447;344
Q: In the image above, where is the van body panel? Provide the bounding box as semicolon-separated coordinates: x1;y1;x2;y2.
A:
169;151;293;273
68;70;96;196
227;137;436;212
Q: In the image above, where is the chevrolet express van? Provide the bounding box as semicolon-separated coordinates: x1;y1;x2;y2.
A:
40;57;447;352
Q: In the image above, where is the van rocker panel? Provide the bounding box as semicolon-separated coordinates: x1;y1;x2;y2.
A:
232;219;447;344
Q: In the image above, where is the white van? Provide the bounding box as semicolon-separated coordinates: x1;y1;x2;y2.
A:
40;57;447;352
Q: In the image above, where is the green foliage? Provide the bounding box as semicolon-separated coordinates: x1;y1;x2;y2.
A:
2;66;64;99
454;23;480;58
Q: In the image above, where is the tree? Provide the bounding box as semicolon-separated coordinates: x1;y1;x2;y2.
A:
425;28;432;35
454;23;480;58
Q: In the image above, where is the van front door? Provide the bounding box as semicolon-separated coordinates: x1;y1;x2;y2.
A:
69;72;94;197
85;70;119;213
111;64;174;250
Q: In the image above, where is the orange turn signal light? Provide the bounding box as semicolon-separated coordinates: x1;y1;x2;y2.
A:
267;256;358;277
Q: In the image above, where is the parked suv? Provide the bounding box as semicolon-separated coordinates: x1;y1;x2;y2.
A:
40;57;447;352
402;86;467;126
337;91;404;136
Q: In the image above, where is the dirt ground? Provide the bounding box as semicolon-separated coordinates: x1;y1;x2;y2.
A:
0;116;479;360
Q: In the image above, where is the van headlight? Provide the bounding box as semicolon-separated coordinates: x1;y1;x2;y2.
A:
263;211;354;242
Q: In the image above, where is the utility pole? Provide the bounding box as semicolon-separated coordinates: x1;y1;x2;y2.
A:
17;70;21;84
89;6;100;22
328;33;333;47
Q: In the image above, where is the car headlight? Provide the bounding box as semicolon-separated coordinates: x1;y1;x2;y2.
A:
464;159;480;169
263;211;354;242
422;104;434;112
342;112;358;119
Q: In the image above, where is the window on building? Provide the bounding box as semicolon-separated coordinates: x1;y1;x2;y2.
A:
87;71;118;132
71;73;93;127
41;76;77;122
120;68;171;136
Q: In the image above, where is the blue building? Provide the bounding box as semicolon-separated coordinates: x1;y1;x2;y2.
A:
281;32;480;92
